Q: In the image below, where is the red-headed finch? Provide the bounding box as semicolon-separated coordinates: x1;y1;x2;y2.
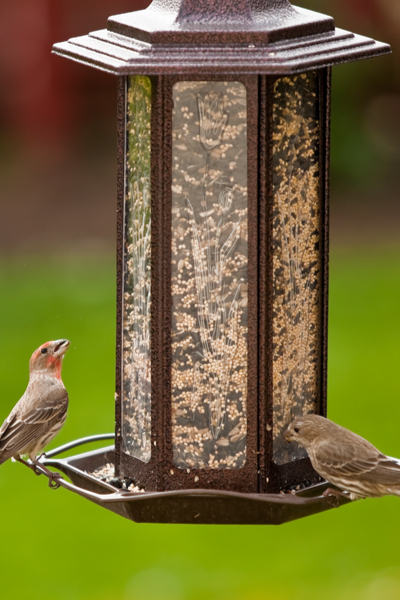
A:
285;414;400;500
0;340;70;472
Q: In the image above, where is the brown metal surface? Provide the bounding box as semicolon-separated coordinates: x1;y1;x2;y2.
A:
52;31;390;77
152;74;166;491
115;76;126;479
119;71;325;496
247;75;260;493
119;74;260;494
263;70;326;494
119;75;164;491
39;445;352;525
265;75;275;492
52;0;390;77
106;0;334;45
161;74;173;492
258;75;268;494
161;74;259;493
321;67;331;419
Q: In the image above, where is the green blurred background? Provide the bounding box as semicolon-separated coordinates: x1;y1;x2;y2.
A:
0;1;400;599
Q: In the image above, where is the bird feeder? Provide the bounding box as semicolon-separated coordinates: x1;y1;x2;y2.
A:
39;0;390;524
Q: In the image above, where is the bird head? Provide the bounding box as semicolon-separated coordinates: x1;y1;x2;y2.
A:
29;339;70;380
284;414;330;449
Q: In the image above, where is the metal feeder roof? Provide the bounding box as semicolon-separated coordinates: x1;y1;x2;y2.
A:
52;0;390;75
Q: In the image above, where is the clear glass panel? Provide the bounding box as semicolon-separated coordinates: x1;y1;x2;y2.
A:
122;76;152;463
171;81;248;470
272;72;321;465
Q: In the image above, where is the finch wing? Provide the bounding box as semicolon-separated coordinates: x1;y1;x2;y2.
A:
314;436;380;478
355;454;400;485
315;435;400;485
0;388;68;458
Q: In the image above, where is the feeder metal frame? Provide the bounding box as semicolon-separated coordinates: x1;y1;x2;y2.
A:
49;0;391;521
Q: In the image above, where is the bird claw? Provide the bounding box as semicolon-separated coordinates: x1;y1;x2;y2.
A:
14;455;63;488
31;459;62;489
32;464;42;477
48;472;62;490
322;487;347;498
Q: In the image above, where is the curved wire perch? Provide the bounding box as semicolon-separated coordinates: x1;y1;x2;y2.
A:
14;434;115;490
44;433;115;458
21;456;347;507
15;436;356;523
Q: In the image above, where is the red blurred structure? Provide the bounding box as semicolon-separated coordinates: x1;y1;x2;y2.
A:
0;0;397;256
344;0;382;21
0;0;397;155
338;0;400;43
0;0;150;153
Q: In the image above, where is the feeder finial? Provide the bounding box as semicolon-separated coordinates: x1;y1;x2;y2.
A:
175;0;293;23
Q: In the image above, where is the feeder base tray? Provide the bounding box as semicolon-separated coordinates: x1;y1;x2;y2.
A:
31;442;352;525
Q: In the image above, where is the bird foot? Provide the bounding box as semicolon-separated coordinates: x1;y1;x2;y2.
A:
47;472;62;490
14;456;62;488
322;487;349;499
31;460;62;489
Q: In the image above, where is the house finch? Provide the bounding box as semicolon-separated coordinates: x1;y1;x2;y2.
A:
285;414;400;500
0;340;70;485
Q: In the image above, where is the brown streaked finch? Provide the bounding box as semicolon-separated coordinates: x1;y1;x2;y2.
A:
0;340;70;485
285;414;400;501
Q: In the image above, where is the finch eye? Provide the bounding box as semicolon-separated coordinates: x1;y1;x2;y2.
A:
294;427;299;433
41;348;48;354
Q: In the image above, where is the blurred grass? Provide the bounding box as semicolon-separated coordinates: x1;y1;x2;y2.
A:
1;247;400;599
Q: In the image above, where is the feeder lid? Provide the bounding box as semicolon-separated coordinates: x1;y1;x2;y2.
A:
52;0;390;75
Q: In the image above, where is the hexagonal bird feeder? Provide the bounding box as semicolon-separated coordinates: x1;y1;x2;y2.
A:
31;0;390;524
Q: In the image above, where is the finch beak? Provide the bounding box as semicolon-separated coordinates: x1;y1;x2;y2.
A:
284;427;295;443
53;339;70;357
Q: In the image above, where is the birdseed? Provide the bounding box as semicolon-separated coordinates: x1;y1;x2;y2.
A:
171;81;248;470
122;76;152;463
91;463;145;493
271;72;322;465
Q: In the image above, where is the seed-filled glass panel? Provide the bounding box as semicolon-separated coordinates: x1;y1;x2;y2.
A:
272;72;321;465
171;81;248;470
122;75;152;463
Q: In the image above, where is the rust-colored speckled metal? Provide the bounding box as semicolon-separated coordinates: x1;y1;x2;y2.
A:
321;67;331;419
265;76;275;492
119;76;165;491
151;75;166;490
161;74;173;492
119;69;323;495
262;70;328;494
107;0;334;46
114;76;126;478
52;0;390;76
258;75;269;494
158;74;259;493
